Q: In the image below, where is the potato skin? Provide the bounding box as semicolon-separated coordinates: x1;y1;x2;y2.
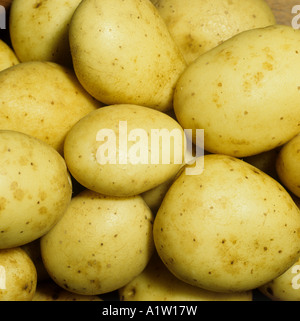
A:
119;252;252;301
152;0;275;65
40;189;154;295
0;61;100;155
69;0;186;111
9;0;82;67
0;247;37;301
174;25;300;157
0;130;72;249
153;154;300;293
276;134;300;198
0;39;19;71
64;104;185;197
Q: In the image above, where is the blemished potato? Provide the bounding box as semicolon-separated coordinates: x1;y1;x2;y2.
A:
0;61;101;155
0;130;72;249
40;189;154;295
151;0;275;65
174;25;300;158
33;280;103;301
64;104;185;197
69;0;186;112
0;247;37;301
153;154;300;293
0;39;19;71
258;257;300;301
119;252;252;301
276;134;300;198
9;0;82;67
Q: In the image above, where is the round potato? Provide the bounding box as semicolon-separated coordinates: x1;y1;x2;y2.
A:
259;257;300;301
69;0;186;111
9;0;82;67
33;280;103;301
0;130;72;249
0;247;37;301
0;39;19;71
151;0;275;65
0;61;100;154
153;154;300;293
119;252;252;301
64;104;185;197
40;189;154;295
174;25;300;157
276;134;300;198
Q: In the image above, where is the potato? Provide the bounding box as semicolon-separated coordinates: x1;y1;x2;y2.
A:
0;61;101;154
69;0;186;112
276;134;300;198
151;0;275;65
33;280;103;301
0;247;37;301
119;252;252;301
174;25;300;157
0;39;19;71
64;104;185;197
9;0;82;67
0;130;72;249
153;154;300;293
258;257;300;301
40;189;154;295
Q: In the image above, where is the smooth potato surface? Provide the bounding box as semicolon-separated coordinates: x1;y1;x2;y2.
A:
153;154;300;292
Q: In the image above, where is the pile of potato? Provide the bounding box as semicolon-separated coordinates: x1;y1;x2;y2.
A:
1;0;300;301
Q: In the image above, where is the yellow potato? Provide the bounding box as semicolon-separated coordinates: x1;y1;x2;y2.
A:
259;257;300;301
40;189;154;295
0;130;72;249
153;154;300;293
33;280;103;301
69;0;186;111
9;0;82;67
152;0;275;65
0;39;19;71
0;247;37;301
276;134;300;198
119;252;252;301
0;61;101;154
174;25;300;157
64;104;185;197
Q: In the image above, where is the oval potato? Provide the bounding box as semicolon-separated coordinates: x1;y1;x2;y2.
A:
0;39;19;71
0;247;37;301
40;189;154;295
69;0;186;111
0;130;72;249
119;252;252;301
153;154;300;292
64;104;185;197
174;25;300;157
276;134;300;198
259;257;300;301
151;0;275;65
9;0;82;67
0;61;100;154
